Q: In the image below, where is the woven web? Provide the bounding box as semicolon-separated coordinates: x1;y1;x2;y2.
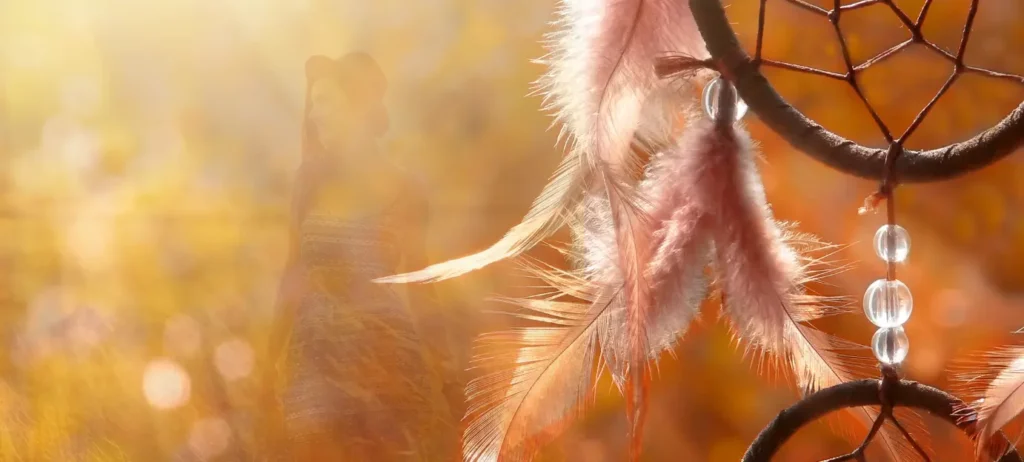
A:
752;0;1024;148
746;2;1024;460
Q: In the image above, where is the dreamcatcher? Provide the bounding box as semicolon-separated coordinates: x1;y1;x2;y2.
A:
377;0;1024;460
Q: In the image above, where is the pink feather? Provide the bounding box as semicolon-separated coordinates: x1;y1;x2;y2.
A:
462;113;719;461
375;0;706;285
684;103;927;460
495;2;706;456
541;0;706;170
462;291;605;461
971;346;1024;460
580;135;716;459
594;121;716;383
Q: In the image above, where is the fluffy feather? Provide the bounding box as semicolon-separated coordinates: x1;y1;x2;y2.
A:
590;124;715;382
548;5;708;426
375;0;706;285
970;347;1024;459
462;260;618;461
619;135;717;460
478;1;705;455
696;129;809;353
636;119;718;357
576;142;714;459
539;0;706;170
668;100;855;394
686;107;926;460
467;122;719;461
642;199;710;359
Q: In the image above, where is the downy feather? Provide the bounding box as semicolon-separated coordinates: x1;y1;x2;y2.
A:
463;259;621;461
470;116;719;461
375;0;705;285
687;108;926;460
595;121;716;389
580;146;713;390
549;5;706;435
969;346;1024;459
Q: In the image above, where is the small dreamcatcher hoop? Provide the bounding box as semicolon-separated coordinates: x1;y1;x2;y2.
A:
685;0;1024;460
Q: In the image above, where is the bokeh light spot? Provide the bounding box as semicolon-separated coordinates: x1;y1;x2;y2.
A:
143;358;191;410
214;337;254;381
188;416;232;460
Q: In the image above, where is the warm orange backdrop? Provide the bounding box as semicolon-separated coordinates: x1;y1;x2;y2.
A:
0;0;1022;460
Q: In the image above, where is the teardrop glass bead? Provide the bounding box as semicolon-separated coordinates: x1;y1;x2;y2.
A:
872;327;909;365
873;224;910;263
863;279;913;328
702;77;748;121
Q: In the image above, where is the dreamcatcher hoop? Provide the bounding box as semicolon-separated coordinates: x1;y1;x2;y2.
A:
690;0;1024;183
686;0;1024;460
742;377;1023;461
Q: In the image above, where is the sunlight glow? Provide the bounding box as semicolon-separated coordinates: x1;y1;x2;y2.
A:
1011;356;1024;374
143;358;191;410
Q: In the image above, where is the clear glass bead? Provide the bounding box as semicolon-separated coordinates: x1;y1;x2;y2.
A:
873;224;910;263
863;279;913;328
872;327;909;365
702;77;748;121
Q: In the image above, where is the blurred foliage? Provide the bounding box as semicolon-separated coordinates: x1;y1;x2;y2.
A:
0;0;1022;460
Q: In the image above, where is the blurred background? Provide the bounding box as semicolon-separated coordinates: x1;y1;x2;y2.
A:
0;0;1022;460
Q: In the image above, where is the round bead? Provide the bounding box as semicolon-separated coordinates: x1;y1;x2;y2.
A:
702;77;748;121
863;279;913;328
872;327;909;365
873;224;910;263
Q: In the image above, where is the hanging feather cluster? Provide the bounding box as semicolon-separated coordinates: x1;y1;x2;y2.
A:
375;1;918;460
460;90;905;461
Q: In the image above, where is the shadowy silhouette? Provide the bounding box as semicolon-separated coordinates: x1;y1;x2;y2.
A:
261;52;459;461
